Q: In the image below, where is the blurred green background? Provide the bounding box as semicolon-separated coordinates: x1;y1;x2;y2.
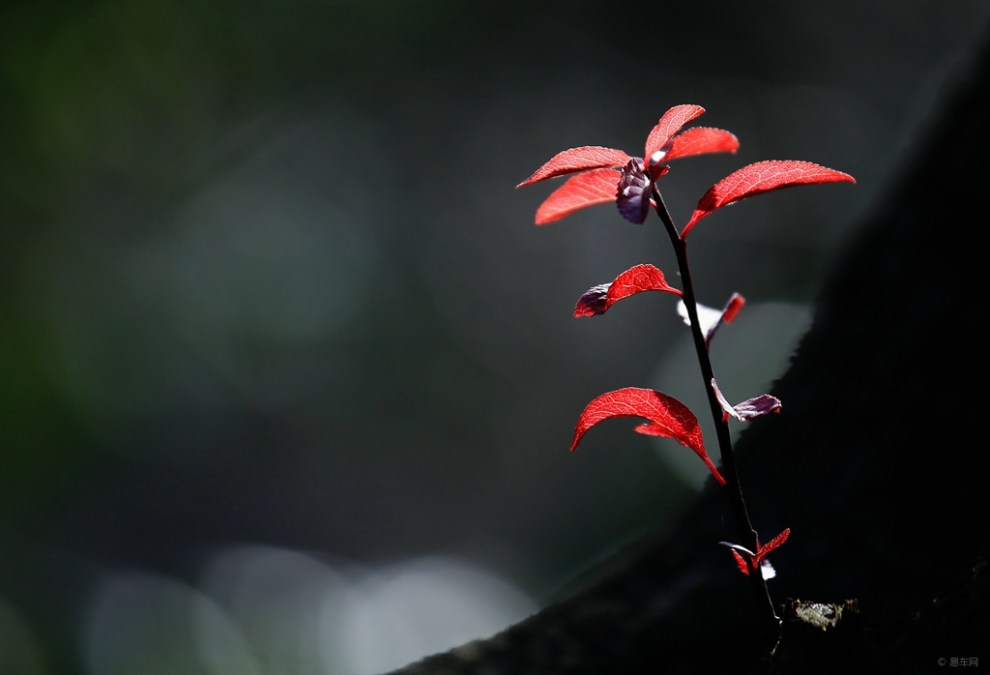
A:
2;1;988;672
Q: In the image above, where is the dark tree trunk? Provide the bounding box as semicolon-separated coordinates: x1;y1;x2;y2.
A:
390;33;990;675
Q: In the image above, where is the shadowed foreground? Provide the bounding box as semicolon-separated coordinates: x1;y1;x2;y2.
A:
389;33;990;675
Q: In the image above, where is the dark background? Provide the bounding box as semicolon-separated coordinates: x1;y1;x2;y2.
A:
2;2;988;673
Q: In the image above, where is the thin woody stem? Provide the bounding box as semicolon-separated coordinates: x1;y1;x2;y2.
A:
651;185;781;652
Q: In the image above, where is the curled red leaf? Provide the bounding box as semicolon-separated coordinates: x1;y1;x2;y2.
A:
681;160;856;238
574;264;682;318
719;292;745;325
516;146;631;188
730;549;750;576
571;387;725;486
534;168;620;225
677;293;746;346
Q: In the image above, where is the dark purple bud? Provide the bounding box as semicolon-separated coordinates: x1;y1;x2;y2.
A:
730;394;782;421
712;378;782;422
573;283;611;317
616;159;650;224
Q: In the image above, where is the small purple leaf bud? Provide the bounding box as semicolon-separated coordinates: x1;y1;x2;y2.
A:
712;378;782;422
574;283;611;317
616;159;650;224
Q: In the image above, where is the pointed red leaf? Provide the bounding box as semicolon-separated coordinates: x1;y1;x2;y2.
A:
681;160;856;238
730;549;751;576
644;104;706;165
571;387;725;485
597;263;682;310
534;168;619;225
574;264;682;317
516;146;631;188
756;528;791;560
664;127;740;161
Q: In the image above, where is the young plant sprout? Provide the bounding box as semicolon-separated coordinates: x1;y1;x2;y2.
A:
517;104;854;653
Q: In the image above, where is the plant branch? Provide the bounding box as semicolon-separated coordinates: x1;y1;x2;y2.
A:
651;186;781;652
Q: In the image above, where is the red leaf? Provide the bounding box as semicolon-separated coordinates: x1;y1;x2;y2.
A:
677;293;746;346
730;549;751;576
534;168;619;225
722;531;788;579
516;146;631;188
663;127;740;162
756;528;791;561
708;292;745;346
571;387;725;486
681;160;856;238
600;263;682;309
574;264;682;318
720;292;745;324
644;104;706;165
